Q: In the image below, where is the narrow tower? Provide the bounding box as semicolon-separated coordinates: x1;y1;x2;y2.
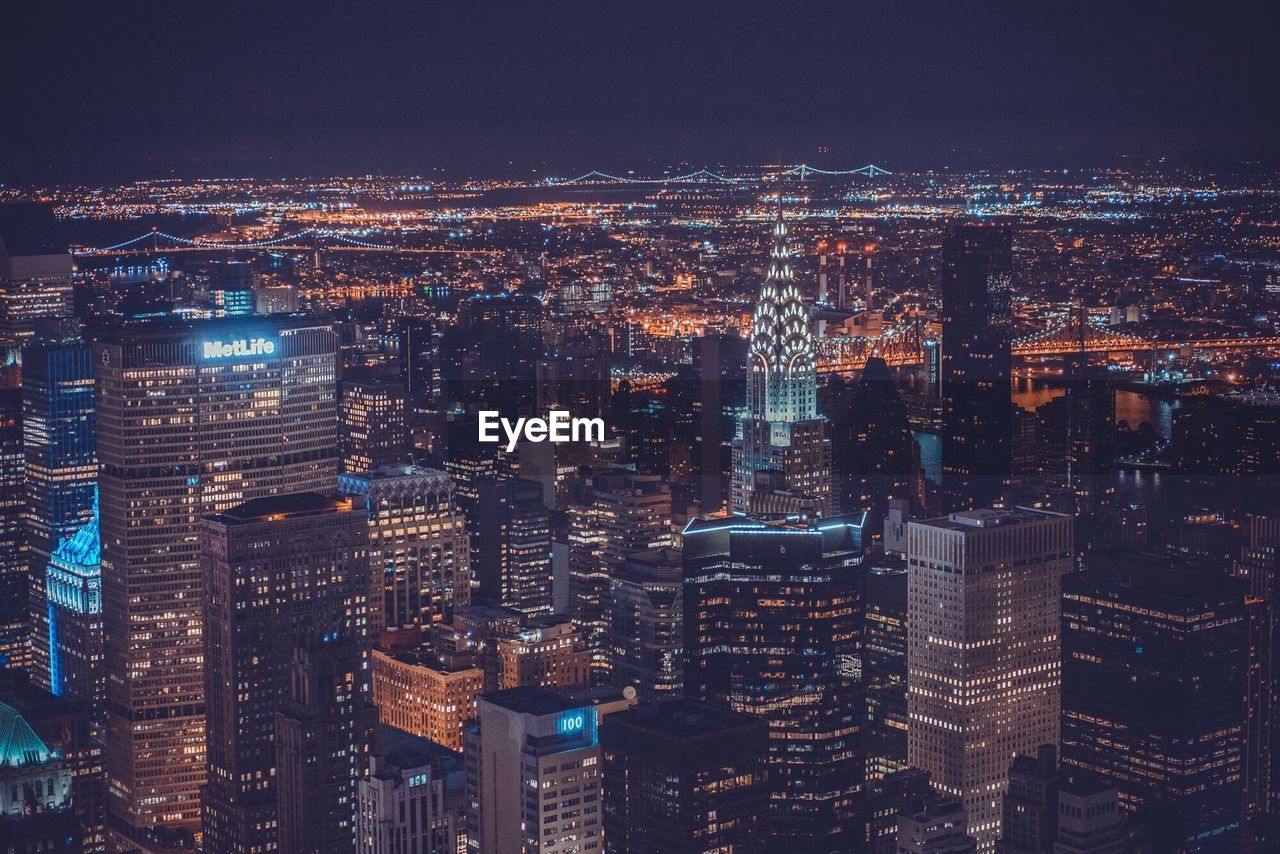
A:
731;199;832;514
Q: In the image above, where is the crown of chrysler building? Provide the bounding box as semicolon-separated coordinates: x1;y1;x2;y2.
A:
731;196;832;515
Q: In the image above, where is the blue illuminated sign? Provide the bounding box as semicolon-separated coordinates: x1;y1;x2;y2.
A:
202;337;277;359
557;709;588;735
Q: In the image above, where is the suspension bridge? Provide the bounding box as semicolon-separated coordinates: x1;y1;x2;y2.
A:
546;163;891;186
1010;312;1280;356
814;311;1280;374
71;228;501;257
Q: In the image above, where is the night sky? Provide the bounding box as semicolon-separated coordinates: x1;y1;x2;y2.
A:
3;1;1277;181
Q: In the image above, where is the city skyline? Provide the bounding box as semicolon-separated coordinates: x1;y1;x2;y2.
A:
2;5;1279;852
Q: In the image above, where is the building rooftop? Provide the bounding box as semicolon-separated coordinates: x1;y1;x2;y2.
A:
615;698;761;739
375;725;463;771
917;506;1068;531
210;492;350;525
0;700;54;768
480;686;581;717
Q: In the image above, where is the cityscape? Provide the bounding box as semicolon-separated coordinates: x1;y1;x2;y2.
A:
1;3;1279;854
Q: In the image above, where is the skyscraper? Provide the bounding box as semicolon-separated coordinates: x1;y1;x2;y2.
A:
940;224;1013;511
600;698;771;852
568;470;672;681
340;464;470;633
474;477;554;616
0;389;26;671
465;687;606;854
339;376;409;474
608;546;683;695
684;513;865;847
439;291;544;417
0;204;74;342
1064;324;1116;518
206;261;256;318
201;492;372;853
276;642;379;853
831;356;924;520
731;206;832;514
1061;550;1248;852
865;561;909;779
44;490;103;709
694;332;748;514
907;507;1071;849
95;315;338;844
21;325;95;691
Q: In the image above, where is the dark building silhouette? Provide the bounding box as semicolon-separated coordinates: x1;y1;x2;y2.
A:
1061;550;1248;852
1063;339;1117;517
439;292;544;417
940;224;1013;511
600;698;770;853
609;547;683;695
568;470;672;682
1173;392;1280;479
276;642;378;854
206;261;255;317
683;514;865;848
997;744;1135;854
831;356;924;522
694;332;748;514
864;561;909;779
997;744;1058;853
201;493;373;853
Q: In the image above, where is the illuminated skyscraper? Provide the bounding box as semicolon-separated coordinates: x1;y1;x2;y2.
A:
21;325;95;692
201;493;372;853
465;687;622;854
340;465;470;633
568;470;672;680
684;513;865;847
0;389;26;671
0;204;74;342
95;315;338;844
731;206;832;514
339;376;409;474
907;508;1071;850
600;698;770;852
206;261;256;317
1061;551;1247;852
44;490;103;709
608;546;683;695
474;477;554;617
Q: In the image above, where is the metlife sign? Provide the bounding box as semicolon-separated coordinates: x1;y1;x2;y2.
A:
201;337;277;359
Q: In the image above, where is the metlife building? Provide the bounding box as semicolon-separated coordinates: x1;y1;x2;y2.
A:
92;314;338;845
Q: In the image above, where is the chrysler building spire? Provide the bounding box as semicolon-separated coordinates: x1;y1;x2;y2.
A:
731;195;831;514
747;197;819;423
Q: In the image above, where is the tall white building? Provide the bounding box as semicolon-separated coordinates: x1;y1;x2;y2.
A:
466;687;606;854
731;204;831;513
906;508;1071;850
